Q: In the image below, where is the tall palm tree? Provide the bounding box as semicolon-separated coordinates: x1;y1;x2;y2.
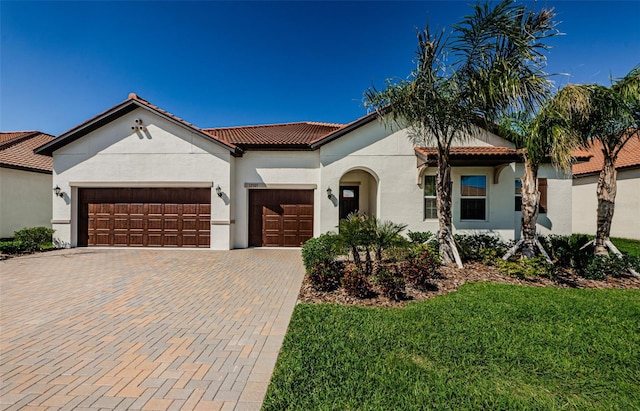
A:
364;0;558;266
552;66;640;255
499;107;579;259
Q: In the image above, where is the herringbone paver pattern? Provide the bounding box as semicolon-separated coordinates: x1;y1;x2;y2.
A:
0;248;304;410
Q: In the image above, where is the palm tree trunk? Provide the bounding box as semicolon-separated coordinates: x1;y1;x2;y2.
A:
436;154;458;265
595;156;617;256
351;245;362;269
520;157;539;258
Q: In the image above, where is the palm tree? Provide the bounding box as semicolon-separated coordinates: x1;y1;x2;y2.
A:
364;0;558;267
551;66;640;255
499;107;579;259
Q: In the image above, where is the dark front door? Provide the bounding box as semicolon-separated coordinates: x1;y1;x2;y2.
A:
339;186;359;220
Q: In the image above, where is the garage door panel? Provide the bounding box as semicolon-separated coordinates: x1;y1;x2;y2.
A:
95;233;110;246
113;233;129;246
79;188;211;248
129;218;144;230
148;204;163;215
129;234;144;246
249;189;314;247
130;204;145;215
164;219;179;231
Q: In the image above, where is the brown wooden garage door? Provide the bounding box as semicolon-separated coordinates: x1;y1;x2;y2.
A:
78;188;210;247
249;189;313;247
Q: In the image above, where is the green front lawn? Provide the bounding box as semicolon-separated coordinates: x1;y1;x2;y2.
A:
612;237;640;258
263;283;640;410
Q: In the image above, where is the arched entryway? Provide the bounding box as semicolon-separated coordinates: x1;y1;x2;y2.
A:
338;169;378;220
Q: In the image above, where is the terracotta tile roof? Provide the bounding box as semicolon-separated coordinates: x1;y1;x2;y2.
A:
415;146;519;157
0;131;38;144
573;131;640;176
0;131;55;173
204;122;344;147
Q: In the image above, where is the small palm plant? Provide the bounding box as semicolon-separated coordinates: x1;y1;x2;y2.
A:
365;216;408;274
338;212;366;270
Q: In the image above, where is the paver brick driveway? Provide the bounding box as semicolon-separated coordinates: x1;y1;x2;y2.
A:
0;248;305;411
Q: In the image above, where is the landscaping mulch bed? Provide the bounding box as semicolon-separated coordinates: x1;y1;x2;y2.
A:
298;262;640;307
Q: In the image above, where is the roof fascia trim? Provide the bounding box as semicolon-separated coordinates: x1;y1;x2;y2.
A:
309;111;380;149
35;100;242;157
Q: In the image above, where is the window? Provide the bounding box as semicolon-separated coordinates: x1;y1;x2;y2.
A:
514;178;547;213
515;180;522;211
461;175;486;220
423;175;437;219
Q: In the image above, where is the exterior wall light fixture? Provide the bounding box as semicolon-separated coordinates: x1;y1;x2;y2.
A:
53;185;64;197
215;185;223;198
326;187;332;199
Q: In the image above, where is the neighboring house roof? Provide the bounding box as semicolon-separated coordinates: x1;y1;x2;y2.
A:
35;93;242;157
573;132;640;177
204;122;343;149
0;131;55;173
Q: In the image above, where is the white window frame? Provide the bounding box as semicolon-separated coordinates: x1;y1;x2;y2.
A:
423;175;437;220
460;175;487;221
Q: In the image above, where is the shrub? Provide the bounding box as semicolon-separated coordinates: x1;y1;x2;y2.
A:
375;267;406;301
301;233;343;273
454;234;509;263
13;226;55;253
404;246;440;289
542;234;591;270
0;240;23;254
308;261;344;291
407;231;436;245
496;256;556;280
341;267;375;298
579;254;637;280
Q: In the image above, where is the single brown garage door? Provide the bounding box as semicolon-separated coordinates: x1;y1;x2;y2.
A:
249;189;313;247
78;188;210;247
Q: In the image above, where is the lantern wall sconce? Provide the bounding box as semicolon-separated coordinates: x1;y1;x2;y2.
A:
53;185;64;198
326;187;332;199
215;185;223;198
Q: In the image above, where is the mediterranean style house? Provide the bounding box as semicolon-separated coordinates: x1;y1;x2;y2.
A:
0;131;55;238
34;93;581;249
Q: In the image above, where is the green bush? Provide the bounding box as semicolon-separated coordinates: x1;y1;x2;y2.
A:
341;267;375;298
301;233;343;273
0;240;23;254
454;234;509;263
541;234;591;270
375;267;406;301
407;231;436;244
404;245;440;289
579;254;637;280
308;261;344;291
13;226;55;253
496;256;556;280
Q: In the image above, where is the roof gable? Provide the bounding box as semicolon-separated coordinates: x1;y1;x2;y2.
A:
0;131;55;173
35;94;241;157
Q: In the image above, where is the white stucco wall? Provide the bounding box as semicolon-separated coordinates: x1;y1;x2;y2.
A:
51;108;233;248
0;168;52;238
232;151;320;248
572;168;640;240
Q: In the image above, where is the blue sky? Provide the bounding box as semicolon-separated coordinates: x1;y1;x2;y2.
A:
1;1;639;135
